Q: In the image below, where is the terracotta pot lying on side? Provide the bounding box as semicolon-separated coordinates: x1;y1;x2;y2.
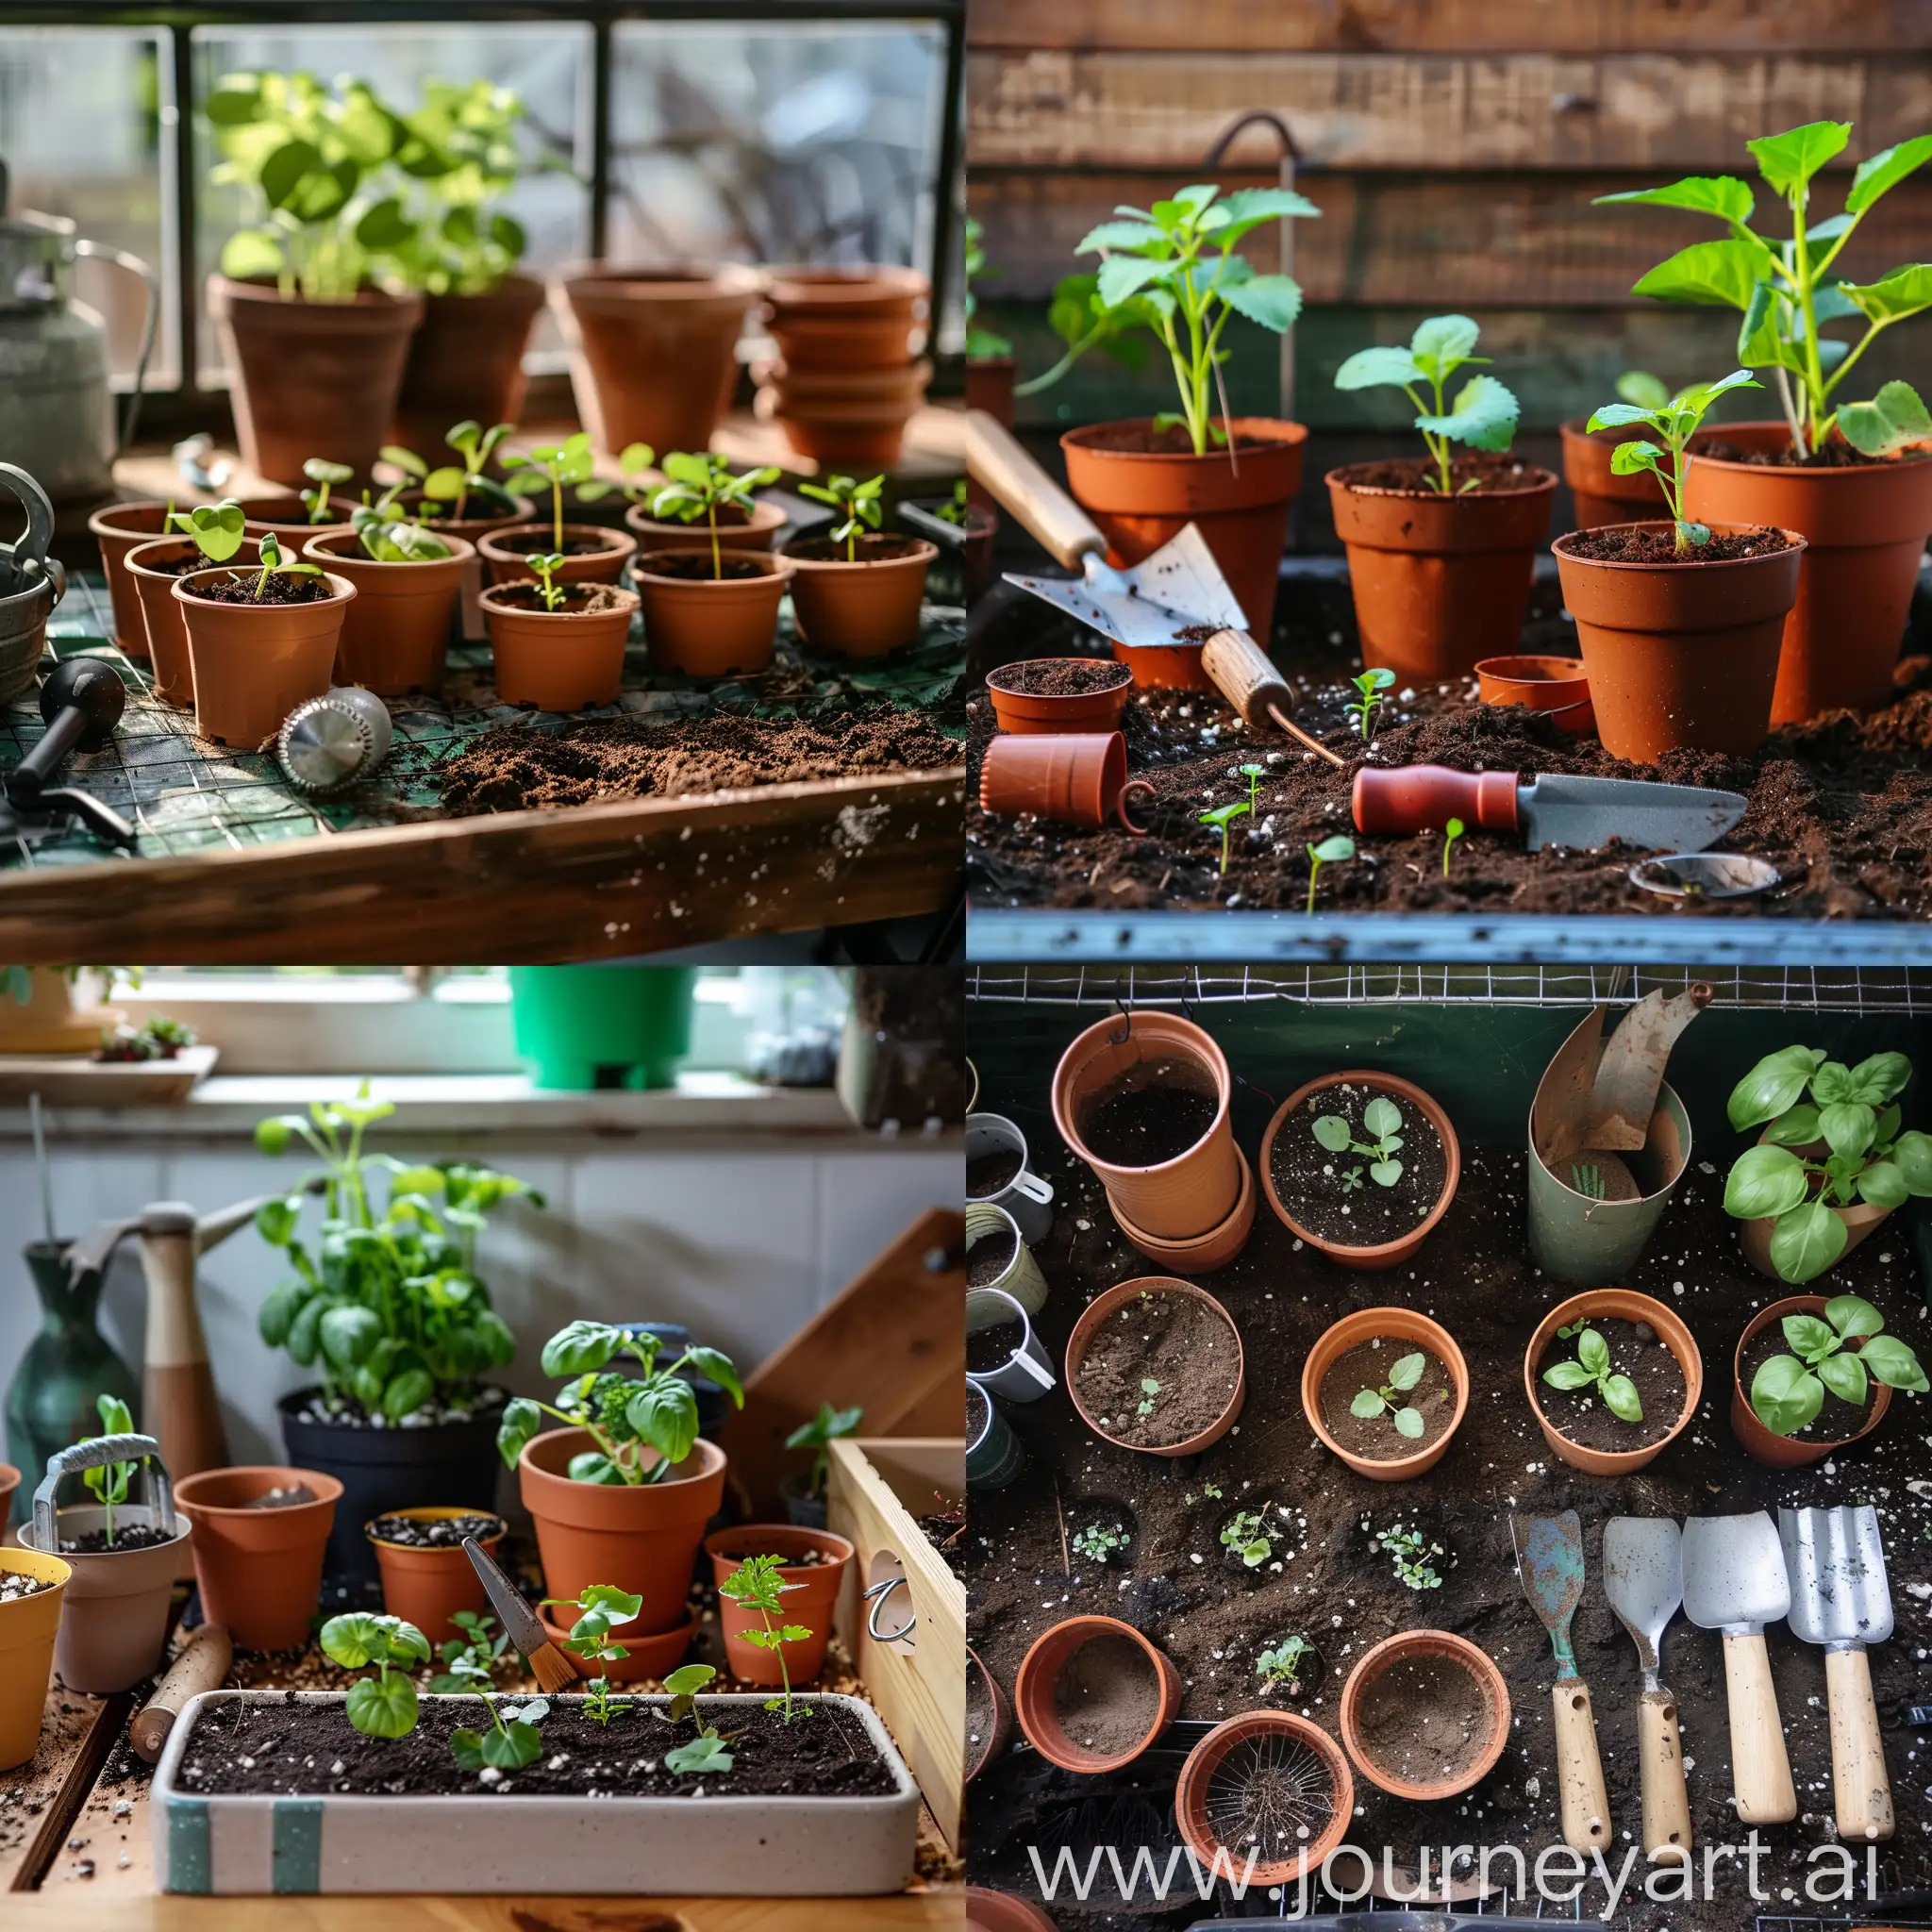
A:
174;1464;342;1652
967;1644;1012;1784
1300;1305;1470;1481
1174;1710;1354;1886
977;730;1152;835
172;567;357;748
304;530;475;696
705;1524;853;1687
1474;653;1593;735
87;500;173;656
630;550;793;678
482;583;640;711
1340;1629;1510;1800
1064;1275;1246;1457
1730;1294;1892;1470
1012;1613;1181;1772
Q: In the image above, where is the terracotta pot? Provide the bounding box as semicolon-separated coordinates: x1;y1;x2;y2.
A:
624;496;787;555
537;1605;697;1681
478;523;637;589
235;497;347;547
1684;422;1932;723
978;730;1151;833
1735;1128;1893;1288
1061;417;1305;646
762;358;933;410
87;500;173;656
555;263;764;456
764;264;928;321
173;567;357;748
208;276;424;487
1524;1288;1703;1476
966;1890;1054;1932
175;1464;342;1652
387;491;525;541
0;1463;17;1522
784;536;936;658
128;536;240;707
20;1502;190;1692
967;1644;1012;1784
1052;1009;1239;1238
1174;1710;1354;1887
1065;1276;1246;1457
0;1546;69;1770
965;358;1016;428
1552;523;1803;759
1013;1614;1181;1772
985;658;1132;735
1730;1294;1893;1469
1301;1306;1470;1481
303;529;474;695
769;371;933;472
391;275;546;454
1108;1142;1257;1273
1474;653;1593;735
772;314;921;372
1327;462;1558;682
519;1425;726;1633
366;1507;506;1646
1260;1071;1462;1268
482;583;640;709
1340;1629;1510;1800
1560;417;1670;531
705;1524;853;1687
631;550;793;677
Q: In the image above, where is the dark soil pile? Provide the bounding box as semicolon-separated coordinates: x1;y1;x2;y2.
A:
366;1512;505;1548
1270;1083;1446;1246
58;1524;177;1555
1316;1338;1457;1458
1074;1290;1241;1449
440;707;959;815
1563;526;1792;564
1535;1316;1687;1451
1738;1321;1879;1441
1053;1634;1162;1758
991;660;1132;698
1078;1075;1216;1168
968;1224;1018;1287
1700;440;1930;471
918;1505;967;1579
1334;454;1551;494
1354;1651;1494;1786
969;1149;1024;1198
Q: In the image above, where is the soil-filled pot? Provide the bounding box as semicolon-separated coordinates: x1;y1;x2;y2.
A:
1301;1306;1470;1481
1261;1070;1461;1268
706;1524;852;1687
625;495;787;556
985;658;1132;735
1108;1141;1257;1274
172;566;357;748
967;1644;1012;1785
1475;653;1594;734
555;263;764;457
390;275;546;454
19;1499;191;1692
365;1507;506;1645
129;535;250;707
1339;1630;1510;1801
1551;522;1804;759
1051;1009;1240;1241
174;1465;341;1653
1327;459;1558;681
1734;1133;1892;1284
87;500;173;655
152;1689;920;1895
537;1605;697;1681
783;535;936;658
279;1389;506;1591
964;1199;1050;1315
1014;1614;1181;1773
1525;1288;1703;1476
1560;417;1670;531
1174;1710;1354;1886
480;580;639;710
0;1547;68;1768
208;277;424;488
477;522;637;590
1730;1294;1893;1470
966;1382;1024;1489
303;530;474;696
978;729;1149;833
1684;423;1932;723
237;499;348;547
520;1425;726;1632
1065;1276;1246;1457
1062;418;1307;641
631;549;793;677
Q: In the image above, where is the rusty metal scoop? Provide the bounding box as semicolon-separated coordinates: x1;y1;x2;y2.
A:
1511;1509;1611;1853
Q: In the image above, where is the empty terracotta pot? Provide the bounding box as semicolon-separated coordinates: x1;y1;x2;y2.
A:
538;1605;697;1681
303;529;475;695
477;523;637;589
705;1524;853;1687
772;313;922;372
1340;1629;1510;1800
128;535;242;707
0;1546;69;1770
967;1644;1012;1784
173;567;357;747
1684;422;1932;723
631;550;793;677
87;500;173;655
1174;1711;1354;1887
1552;523;1804;759
1065;1276;1246;1456
1108;1142;1257;1274
18;1501;189;1692
1524;1287;1703;1477
366;1507;506;1645
1063;418;1307;641
519;1425;726;1633
1327;462;1558;681
391;275;547;454
764;363;934;472
978;731;1150;832
1301;1306;1470;1481
784;536;936;658
625;497;788;555
1730;1294;1892;1470
1560;417;1670;531
985;658;1133;735
1474;654;1594;735
1013;1614;1181;1772
764;264;928;323
482;583;640;710
175;1464;342;1652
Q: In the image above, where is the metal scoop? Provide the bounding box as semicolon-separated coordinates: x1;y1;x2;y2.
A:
1780;1505;1894;1842
1603;1517;1692;1860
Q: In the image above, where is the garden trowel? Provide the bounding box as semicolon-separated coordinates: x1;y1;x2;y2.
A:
1603;1516;1692;1861
1680;1511;1797;1824
1511;1509;1612;1853
1779;1504;1894;1842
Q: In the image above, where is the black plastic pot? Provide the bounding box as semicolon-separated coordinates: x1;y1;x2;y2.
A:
781;1470;828;1529
277;1387;508;1591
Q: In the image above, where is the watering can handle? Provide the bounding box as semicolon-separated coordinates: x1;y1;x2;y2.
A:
72;241;158;457
965;410;1107;573
31;1432;173;1554
0;463;58;604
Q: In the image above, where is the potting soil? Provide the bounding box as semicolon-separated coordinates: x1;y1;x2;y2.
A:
1078;1076;1217;1169
0;1571;52;1602
1738;1319;1879;1441
1270;1084;1448;1247
968;1224;1019;1287
1052;1634;1163;1759
1353;1650;1494;1788
1074;1291;1241;1450
486;581;632;615
1562;526;1794;564
185;574;332;606
1534;1315;1688;1452
969;1316;1025;1374
991;660;1132;698
1332;454;1550;495
1316;1338;1457;1458
57;1524;177;1555
968;1149;1024;1198
365;1511;505;1548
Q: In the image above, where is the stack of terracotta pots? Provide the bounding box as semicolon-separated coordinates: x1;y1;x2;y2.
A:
758;268;932;470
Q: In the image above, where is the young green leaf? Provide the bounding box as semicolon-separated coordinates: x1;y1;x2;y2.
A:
1838;380;1931;458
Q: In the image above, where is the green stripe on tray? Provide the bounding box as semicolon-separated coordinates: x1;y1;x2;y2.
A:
271;1797;324;1893
163;1796;210;1894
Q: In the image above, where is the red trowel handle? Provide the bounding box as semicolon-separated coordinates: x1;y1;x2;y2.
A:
1353;765;1521;836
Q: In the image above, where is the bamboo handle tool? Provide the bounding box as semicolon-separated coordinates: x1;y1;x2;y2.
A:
1603;1515;1693;1861
131;1624;232;1761
1513;1510;1612;1853
1551;1677;1614;1855
1718;1628;1799;1824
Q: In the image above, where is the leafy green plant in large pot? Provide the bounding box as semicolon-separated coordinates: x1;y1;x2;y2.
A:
1605;119;1932;723
254;1083;541;1589
204;71;424;487
1731;1292;1924;1468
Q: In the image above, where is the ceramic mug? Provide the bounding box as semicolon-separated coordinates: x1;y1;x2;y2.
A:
968;1111;1055;1243
965;1287;1056;1403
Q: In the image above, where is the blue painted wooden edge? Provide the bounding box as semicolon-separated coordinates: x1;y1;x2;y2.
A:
273;1795;324;1893
160;1794;210;1894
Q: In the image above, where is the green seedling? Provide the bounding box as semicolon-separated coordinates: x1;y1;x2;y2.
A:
1135;1376;1161;1419
664;1661;717;1725
1256;1635;1316;1693
1747;1294;1925;1437
1335;314;1519;494
1239;763;1264;813
350;501;454;564
1220;1507;1274;1568
1313;1091;1405;1189
248;530;325;601
77;1394;140;1544
665;1729;736;1776
1349;1351;1430;1441
1586;368;1762;555
1200;1481;1224;1500
503;432;597;552
964;215;1013;362
541;1583;641;1725
1617;370;1674;412
320;1611;429;1738
525;553;569;612
659;1662;737;1773
1305;835;1355;915
1013;269;1157;398
300;458;354;525
573;441;658;511
1199;800;1250;876
797;473;885;562
1342;668;1395;741
429;420;520;523
1723;1045;1932;1280
1569;1161;1607;1201
1541;1325;1643;1423
785;1401;863;1504
935;480;970;527
1071;1521;1129;1564
1372;1521;1445;1591
167;499;249;567
430;1608;508;1693
1441;817;1465;877
451;1692;547;1772
718;1553;811;1724
1599;120;1932;457
651;452;784;580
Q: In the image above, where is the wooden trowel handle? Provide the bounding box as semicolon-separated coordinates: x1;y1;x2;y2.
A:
1201;628;1291;726
1553;1678;1613;1853
1639;1688;1693;1861
1825;1646;1894;1842
1722;1630;1797;1824
965;409;1107;572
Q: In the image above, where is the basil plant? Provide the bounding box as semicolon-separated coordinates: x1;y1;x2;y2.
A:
1746;1294;1925;1437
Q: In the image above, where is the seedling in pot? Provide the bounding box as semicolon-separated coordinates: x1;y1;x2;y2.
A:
1313;1092;1405;1189
540;1583;641;1725
1199;799;1250;876
1306;835;1354;915
785;1401;863;1504
1349;1351;1430;1441
798;473;886;562
451;1691;548;1772
935;480;971;528
1256;1634;1317;1694
1135;1376;1161;1419
1220;1507;1275;1568
659;1663;738;1772
237;530;323;601
77;1394;140;1544
1013;269;1158;399
651;452;784;581
1584;368;1762;555
503;432;597;553
1723;1045;1932;1280
1342;668;1394;741
1335;315;1520;495
319;1611;430;1738
1541;1324;1644;1424
525;553;569;613
430;1608;508;1693
572;441;657;512
1370;1520;1445;1591
167;499;249;567
301;458;355;525
1072;1520;1129;1564
717;1552;811;1723
350;501;454;564
1441;816;1465;878
379;428;521;525
1747;1294;1925;1437
389;79;536;296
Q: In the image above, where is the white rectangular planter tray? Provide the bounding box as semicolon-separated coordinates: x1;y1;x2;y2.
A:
153;1690;921;1896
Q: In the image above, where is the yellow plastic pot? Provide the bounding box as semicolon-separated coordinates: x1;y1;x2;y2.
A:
0;1547;71;1769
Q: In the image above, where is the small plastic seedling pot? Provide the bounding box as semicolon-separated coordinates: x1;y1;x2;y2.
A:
966;1111;1057;1244
1524;1287;1703;1477
963;1200;1050;1314
977;731;1153;831
1064;1275;1246;1457
965;1286;1057;1403
1013;1613;1181;1772
1474;653;1595;734
1339;1628;1511;1801
984;658;1134;735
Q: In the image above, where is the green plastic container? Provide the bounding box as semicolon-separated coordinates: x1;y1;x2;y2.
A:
1526;1079;1691;1286
508;967;698;1091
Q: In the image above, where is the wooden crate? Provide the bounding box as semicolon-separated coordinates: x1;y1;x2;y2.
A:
827;1437;966;1851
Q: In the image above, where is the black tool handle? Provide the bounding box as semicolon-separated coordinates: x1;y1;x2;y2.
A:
9;708;88;800
38;788;136;849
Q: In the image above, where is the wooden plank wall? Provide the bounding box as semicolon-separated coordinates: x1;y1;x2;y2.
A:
967;2;1932;435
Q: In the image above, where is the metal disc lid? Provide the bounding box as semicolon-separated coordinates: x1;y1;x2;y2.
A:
277;693;375;796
